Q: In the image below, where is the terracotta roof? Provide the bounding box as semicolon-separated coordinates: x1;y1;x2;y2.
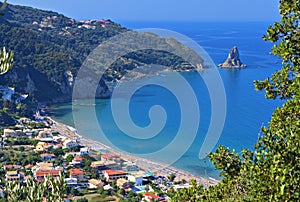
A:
73;156;84;162
40;153;56;157
144;193;160;199
89;179;102;186
101;154;112;159
103;170;126;176
36;169;60;177
6;171;18;175
69;168;86;176
4;164;22;169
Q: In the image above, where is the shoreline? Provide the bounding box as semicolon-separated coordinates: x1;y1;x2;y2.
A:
47;116;219;187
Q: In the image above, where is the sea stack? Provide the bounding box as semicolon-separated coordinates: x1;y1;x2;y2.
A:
218;46;246;68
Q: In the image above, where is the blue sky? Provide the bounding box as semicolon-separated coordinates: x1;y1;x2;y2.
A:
9;0;280;22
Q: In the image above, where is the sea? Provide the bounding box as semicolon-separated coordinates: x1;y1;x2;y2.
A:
49;22;283;180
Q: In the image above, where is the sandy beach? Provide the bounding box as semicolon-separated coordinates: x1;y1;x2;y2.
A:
48;116;219;187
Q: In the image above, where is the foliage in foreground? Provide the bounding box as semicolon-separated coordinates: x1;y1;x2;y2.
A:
172;0;300;201
5;174;67;202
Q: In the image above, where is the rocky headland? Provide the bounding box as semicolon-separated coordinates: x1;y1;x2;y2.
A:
218;46;246;68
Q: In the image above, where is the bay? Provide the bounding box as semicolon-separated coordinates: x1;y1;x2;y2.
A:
49;22;283;179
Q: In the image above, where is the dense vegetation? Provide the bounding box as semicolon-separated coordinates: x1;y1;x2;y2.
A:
0;2;201;103
172;0;300;201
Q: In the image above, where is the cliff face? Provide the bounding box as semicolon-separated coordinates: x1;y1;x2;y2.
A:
218;46;246;68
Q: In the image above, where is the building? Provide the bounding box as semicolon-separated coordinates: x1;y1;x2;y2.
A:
143;193;165;202
40;153;56;161
91;160;119;171
69;168;86;182
79;147;91;156
5;171;21;182
36;162;54;170
116;178;128;188
3;129;17;138
70;156;84;166
102;170;127;181
101;153;120;162
35;142;53;152
63;139;79;150
88;179;103;189
65;178;78;188
127;171;144;186
91;161;105;169
3;164;22;170
35;169;61;182
37;130;52;139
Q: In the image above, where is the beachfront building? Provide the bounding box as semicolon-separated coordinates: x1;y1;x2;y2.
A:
102;170;127;182
127;171;144;186
101;153;120;163
91;161;105;169
69;168;86;182
91;160;119;171
88;179;103;189
79;147;91;156
63;139;79;150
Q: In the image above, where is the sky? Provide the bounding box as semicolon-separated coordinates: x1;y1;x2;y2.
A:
8;0;280;22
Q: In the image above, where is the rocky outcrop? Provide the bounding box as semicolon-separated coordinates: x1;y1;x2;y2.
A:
218;46;246;68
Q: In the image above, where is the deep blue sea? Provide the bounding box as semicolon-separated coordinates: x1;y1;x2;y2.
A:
49;22;283;179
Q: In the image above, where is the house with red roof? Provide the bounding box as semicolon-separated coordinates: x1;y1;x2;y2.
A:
70;156;84;166
143;193;166;202
101;154;120;162
40;153;56;161
102;170;127;181
69;168;86;181
3;164;22;170
35;169;61;182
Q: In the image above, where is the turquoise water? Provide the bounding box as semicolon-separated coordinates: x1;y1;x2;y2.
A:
49;22;283;179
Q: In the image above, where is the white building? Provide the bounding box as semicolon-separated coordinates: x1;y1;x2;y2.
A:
79;147;91;156
127;171;144;186
3;129;17;138
63;139;79;150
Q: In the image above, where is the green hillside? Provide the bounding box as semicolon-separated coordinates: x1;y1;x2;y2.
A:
0;3;203;103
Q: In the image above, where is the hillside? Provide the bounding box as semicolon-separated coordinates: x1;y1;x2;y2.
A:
0;3;203;103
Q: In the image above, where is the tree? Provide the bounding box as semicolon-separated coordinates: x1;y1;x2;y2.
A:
0;47;14;75
172;0;300;201
6;174;67;202
167;173;176;182
66;154;74;163
0;1;14;75
0;0;7;16
76;198;88;202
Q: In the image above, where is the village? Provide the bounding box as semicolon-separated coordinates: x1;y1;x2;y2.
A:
0;112;212;202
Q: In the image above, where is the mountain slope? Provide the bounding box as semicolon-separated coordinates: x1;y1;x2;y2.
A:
0;3;203;103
